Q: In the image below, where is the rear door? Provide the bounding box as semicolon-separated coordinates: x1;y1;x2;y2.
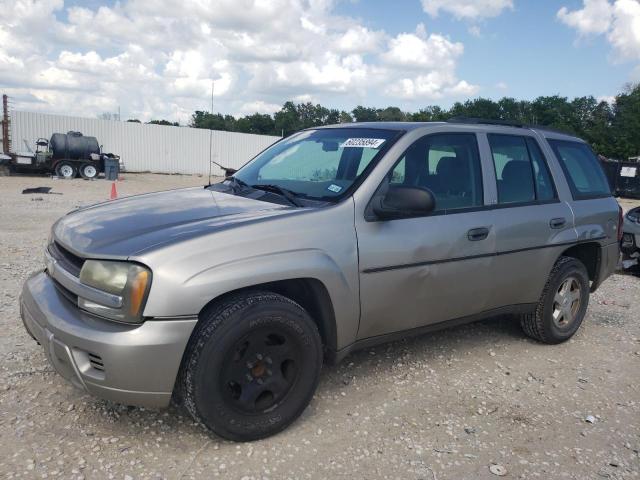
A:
484;132;577;309
355;132;499;340
546;138;619;244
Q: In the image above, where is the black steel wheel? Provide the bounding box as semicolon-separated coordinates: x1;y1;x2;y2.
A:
178;291;323;441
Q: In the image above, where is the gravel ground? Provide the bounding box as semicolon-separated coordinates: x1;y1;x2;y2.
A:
0;173;639;480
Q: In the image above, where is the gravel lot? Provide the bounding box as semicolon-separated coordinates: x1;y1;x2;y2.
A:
1;173;639;480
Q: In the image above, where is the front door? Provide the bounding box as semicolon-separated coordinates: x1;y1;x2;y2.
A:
355;132;498;340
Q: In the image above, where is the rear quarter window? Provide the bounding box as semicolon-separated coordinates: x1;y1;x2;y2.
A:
547;139;611;199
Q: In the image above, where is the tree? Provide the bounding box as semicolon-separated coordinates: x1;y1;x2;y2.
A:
351;106;378;122
148;119;179;126
611;83;640;159
235;113;276;135
377;107;406;122
126;119;141;123
184;84;639;158
190;111;236;131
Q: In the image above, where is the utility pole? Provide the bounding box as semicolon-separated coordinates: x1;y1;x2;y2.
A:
2;94;10;154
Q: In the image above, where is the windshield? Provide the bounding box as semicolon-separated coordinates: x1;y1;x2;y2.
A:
232;128;399;202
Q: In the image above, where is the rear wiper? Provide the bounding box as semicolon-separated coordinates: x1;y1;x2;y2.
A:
250;184;303;207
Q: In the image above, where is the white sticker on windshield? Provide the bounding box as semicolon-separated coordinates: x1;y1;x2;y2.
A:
327;184;342;193
341;138;386;148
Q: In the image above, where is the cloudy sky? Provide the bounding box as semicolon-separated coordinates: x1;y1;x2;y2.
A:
1;0;639;122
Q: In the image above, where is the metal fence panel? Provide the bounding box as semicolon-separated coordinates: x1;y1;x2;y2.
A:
10;111;280;175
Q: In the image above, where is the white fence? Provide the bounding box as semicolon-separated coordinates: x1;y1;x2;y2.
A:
9;111;280;176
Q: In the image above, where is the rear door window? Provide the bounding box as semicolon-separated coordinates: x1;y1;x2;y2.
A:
547;139;611;199
488;134;556;204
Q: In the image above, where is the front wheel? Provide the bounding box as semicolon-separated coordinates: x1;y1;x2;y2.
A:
79;163;98;179
178;292;323;441
520;256;590;344
55;162;77;179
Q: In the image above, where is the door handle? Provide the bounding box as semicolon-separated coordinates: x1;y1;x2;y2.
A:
549;217;566;229
467;227;490;241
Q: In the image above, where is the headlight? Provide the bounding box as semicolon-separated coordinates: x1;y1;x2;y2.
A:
78;260;151;323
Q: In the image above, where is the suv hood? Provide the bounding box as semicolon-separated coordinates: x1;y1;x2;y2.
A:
53;187;292;258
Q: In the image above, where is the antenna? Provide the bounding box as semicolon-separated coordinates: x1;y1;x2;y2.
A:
208;80;214;185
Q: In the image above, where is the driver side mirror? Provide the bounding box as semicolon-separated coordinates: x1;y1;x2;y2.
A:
372;186;436;220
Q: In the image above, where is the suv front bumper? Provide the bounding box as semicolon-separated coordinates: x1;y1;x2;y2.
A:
20;271;197;408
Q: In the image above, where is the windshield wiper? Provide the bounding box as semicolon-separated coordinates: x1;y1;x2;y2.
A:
250;184;303;207
226;176;249;193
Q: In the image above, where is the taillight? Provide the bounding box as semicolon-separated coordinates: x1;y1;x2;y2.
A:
617;205;624;242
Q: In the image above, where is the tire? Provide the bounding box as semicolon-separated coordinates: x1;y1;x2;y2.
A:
178;291;323;442
55;162;77;179
79;163;98;179
520;256;590;344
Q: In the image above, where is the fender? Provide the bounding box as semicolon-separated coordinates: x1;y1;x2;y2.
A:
143;248;360;351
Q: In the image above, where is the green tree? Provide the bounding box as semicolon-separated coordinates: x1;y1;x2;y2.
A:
351;106;378;122
611;83;640;159
148;119;179;126
236;113;276;135
185;84;639;158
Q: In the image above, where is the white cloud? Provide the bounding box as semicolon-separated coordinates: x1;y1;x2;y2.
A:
558;0;640;62
557;0;614;35
237;101;282;116
381;24;478;100
0;0;478;120
597;95;616;104
334;26;386;54
421;0;513;19
382;24;463;70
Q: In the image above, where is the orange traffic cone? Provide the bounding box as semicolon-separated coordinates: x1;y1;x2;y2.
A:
110;181;118;200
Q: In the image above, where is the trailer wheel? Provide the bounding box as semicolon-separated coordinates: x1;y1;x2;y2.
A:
79;163;98;179
55;162;77;179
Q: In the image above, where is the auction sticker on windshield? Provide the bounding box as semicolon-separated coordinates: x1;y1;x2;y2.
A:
341;138;386;148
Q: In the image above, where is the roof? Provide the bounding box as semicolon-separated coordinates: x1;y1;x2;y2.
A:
317;119;583;141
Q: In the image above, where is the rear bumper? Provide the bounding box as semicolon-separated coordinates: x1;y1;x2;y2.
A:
592;242;620;292
20;271;197;408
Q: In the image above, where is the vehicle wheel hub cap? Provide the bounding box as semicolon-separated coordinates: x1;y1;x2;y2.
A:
84;166;96;177
552;276;581;328
60;166;73;177
221;328;299;414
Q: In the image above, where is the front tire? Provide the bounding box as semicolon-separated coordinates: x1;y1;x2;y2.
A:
520;256;590;344
179;292;323;442
55;161;77;179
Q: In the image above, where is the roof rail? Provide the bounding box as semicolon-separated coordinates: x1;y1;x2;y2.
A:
446;117;525;128
446;116;574;136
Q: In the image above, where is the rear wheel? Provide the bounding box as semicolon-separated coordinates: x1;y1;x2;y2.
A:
520;256;590;344
79;163;98;179
55;162;76;179
178;291;323;441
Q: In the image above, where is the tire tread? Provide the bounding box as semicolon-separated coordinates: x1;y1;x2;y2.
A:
520;256;587;344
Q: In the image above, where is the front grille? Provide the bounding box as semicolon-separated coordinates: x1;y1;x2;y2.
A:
51;277;79;305
88;353;104;372
49;241;85;277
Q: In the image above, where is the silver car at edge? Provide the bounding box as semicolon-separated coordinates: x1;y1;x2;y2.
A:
20;120;621;441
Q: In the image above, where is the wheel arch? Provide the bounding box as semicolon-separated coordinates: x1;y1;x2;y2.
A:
196;278;338;358
558;242;601;288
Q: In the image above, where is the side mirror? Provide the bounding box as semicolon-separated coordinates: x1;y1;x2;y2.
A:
372;186;436;220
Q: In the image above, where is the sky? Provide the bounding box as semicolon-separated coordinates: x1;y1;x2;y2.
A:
0;0;639;123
